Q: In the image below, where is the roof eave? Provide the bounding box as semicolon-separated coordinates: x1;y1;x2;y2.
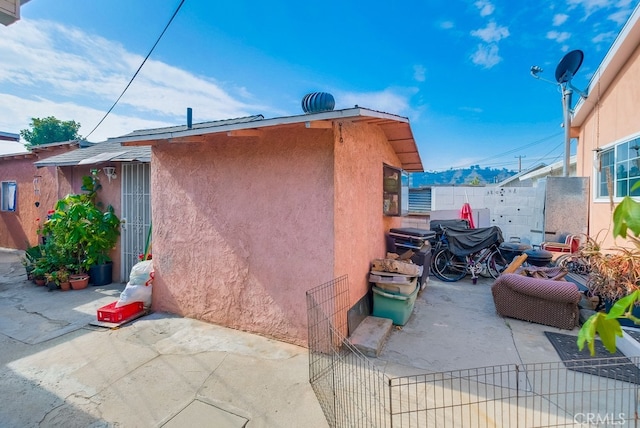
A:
573;3;640;126
114;108;424;172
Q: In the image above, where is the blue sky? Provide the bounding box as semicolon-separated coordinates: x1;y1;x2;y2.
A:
0;0;636;171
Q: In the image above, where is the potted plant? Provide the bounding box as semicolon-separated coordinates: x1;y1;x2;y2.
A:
45;271;59;291
41;175;120;286
21;244;42;280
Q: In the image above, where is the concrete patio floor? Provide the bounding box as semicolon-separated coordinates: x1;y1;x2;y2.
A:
2;246;640;427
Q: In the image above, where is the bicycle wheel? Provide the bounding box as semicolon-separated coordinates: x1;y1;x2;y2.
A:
487;250;509;279
432;248;467;282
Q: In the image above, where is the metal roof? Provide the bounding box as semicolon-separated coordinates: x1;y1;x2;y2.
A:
33;141;151;167
109;108;424;172
0;131;20;141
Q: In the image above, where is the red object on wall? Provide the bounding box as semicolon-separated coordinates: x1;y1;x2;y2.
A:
460;202;475;228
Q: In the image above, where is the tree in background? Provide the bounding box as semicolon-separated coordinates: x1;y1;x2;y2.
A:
20;116;81;147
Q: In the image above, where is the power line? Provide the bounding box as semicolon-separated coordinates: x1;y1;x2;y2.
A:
84;0;186;140
450;131;563;169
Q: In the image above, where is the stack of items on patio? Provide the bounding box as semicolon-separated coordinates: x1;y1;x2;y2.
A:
369;255;423;326
385;227;434;290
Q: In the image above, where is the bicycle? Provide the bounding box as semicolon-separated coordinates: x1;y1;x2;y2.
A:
431;226;509;283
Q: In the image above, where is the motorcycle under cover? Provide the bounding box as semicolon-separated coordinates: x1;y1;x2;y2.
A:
445;226;504;257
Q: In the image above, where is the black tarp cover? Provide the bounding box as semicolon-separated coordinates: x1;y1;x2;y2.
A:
444;226;504;256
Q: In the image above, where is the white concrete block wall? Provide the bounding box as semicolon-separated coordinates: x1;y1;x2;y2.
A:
430;186;543;246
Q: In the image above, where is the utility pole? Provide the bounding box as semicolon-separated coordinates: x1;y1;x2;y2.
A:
515;155;526;172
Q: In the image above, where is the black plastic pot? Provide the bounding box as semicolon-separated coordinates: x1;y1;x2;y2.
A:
89;261;113;286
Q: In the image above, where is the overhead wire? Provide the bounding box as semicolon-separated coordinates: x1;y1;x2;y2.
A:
449;130;564;170
84;0;186;140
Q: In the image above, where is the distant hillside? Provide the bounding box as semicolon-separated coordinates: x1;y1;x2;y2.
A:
409;166;516;187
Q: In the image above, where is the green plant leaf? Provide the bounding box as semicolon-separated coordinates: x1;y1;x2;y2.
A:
605;291;639;319
596;317;623;354
577;313;599;355
578;312;623;355
613;196;640;239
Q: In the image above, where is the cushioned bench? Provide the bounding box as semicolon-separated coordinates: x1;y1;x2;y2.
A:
491;273;581;329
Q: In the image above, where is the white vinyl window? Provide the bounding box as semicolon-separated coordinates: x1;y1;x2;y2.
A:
596;137;640;199
1;181;17;212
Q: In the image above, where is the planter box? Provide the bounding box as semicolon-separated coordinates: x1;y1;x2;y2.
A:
97;301;144;323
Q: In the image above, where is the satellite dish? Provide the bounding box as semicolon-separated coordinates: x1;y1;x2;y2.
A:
555;50;584;84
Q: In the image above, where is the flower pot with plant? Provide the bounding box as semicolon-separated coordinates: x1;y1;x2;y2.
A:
21;244;43;280
41;174;120;283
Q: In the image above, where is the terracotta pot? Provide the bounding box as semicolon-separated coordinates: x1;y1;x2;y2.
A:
35;278;46;286
60;281;71;291
69;275;89;290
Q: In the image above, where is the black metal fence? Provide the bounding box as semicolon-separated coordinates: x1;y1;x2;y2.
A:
307;276;640;427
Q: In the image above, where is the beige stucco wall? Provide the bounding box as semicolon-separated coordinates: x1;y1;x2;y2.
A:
576;41;640;250
150;121;405;345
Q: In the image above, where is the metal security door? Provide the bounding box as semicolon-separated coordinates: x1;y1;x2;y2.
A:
120;163;151;282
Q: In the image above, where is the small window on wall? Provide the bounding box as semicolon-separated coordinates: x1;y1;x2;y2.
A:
1;181;17;212
383;165;408;216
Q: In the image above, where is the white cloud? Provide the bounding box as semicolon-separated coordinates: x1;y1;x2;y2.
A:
470;44;502;68
335;89;415;116
567;0;610;13
552;13;569;26
440;20;455;29
0;19;265;141
413;65;426;82
0;93;172;142
608;8;632;24
474;0;495;17
592;31;617;43
546;30;572;43
470;21;510;43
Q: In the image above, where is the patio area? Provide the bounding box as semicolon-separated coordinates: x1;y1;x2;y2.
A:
307;274;640;427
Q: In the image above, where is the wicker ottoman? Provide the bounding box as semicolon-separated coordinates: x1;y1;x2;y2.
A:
491;273;581;329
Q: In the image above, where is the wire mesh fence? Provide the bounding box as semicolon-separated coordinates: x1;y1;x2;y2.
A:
307;276;640;427
307;275;392;427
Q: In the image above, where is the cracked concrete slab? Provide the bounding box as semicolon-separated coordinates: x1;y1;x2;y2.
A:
0;248;327;427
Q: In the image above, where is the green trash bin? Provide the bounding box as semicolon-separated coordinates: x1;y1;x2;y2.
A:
372;283;419;326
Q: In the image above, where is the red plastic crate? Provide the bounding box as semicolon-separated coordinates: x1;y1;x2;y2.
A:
97;301;144;323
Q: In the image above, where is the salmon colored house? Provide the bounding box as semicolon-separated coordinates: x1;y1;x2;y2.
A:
110;107;424;345
572;4;640;250
0;141;79;250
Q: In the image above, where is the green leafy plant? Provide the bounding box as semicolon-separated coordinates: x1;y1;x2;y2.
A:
40;175;120;274
578;183;640;355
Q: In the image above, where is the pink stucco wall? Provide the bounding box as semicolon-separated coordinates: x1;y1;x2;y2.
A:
333;121;403;307
149;121;405;345
0;146;75;250
0;153;123;282
576;42;640;250
150;129;335;345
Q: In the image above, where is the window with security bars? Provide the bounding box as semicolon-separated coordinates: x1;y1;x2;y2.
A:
1;181;17;212
596;136;640;199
